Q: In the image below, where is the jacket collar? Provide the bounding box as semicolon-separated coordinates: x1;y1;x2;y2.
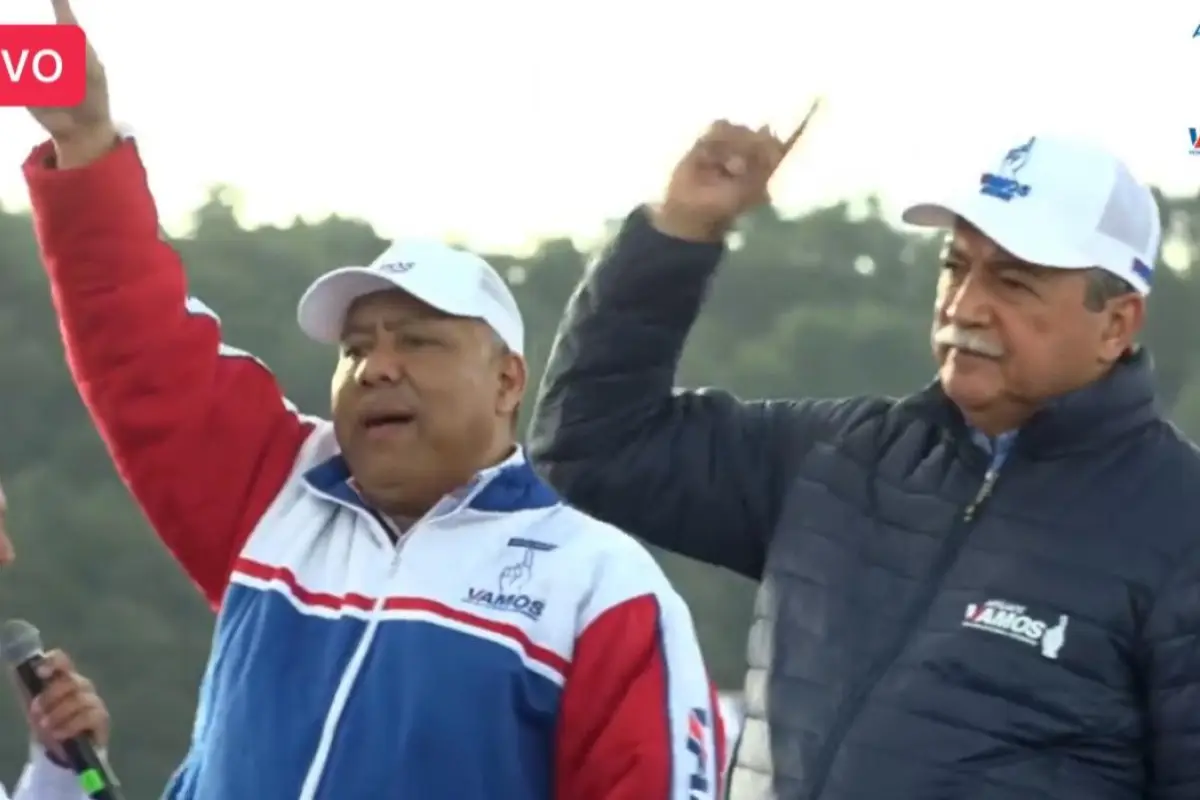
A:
912;348;1161;459
303;446;559;517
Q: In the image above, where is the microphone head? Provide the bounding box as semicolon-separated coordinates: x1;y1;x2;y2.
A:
0;619;42;666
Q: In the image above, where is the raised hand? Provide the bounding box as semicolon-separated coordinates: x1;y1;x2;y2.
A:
27;0;115;167
653;99;822;242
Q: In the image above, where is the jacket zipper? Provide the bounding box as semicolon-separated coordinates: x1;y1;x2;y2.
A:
299;466;512;797
802;463;1001;799
299;518;414;800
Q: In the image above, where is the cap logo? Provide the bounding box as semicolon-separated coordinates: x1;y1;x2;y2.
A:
378;261;414;275
980;136;1036;202
1131;258;1153;285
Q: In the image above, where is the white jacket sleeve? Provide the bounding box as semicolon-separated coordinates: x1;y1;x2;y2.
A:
11;745;87;800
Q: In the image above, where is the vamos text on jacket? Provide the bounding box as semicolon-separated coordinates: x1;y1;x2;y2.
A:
0;25;86;107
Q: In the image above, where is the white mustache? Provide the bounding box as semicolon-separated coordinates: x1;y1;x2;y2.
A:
934;325;1004;358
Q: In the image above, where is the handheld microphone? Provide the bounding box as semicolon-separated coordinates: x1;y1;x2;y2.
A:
0;620;125;800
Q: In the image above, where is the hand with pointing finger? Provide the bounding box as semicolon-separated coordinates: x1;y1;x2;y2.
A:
27;0;116;168
652;100;821;242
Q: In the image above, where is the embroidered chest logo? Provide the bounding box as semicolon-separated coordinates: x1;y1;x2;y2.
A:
962;599;1069;660
463;537;556;622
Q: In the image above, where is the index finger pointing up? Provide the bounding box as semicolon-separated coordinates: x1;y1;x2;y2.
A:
782;97;823;155
49;0;80;26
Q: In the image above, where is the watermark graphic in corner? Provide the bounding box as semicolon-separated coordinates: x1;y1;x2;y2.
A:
0;25;86;107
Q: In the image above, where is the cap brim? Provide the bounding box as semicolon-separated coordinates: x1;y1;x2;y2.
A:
296;267;406;344
901;197;1093;270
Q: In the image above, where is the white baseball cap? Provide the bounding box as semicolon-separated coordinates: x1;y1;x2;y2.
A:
902;134;1161;295
297;240;525;355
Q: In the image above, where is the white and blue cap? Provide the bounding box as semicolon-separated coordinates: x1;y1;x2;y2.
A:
297;240;525;355
902;134;1161;295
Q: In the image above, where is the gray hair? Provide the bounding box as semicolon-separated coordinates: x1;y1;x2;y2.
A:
1083;268;1135;312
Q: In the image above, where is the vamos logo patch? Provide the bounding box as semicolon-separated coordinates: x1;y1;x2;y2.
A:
962;599;1069;660
463;540;552;622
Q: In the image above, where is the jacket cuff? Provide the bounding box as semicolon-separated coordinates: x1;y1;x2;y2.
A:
23;132;162;283
590;206;726;317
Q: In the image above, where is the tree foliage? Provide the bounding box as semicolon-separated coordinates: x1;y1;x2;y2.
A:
1;190;1199;794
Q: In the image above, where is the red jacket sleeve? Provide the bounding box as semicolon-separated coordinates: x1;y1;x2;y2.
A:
23;139;314;608
555;557;724;800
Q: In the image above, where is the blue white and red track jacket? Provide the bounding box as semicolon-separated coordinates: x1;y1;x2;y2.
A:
24;139;725;800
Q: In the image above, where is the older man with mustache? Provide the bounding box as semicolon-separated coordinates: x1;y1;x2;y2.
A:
530;125;1200;799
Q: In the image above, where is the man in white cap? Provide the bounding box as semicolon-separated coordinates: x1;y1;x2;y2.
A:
18;3;722;798
530;119;1200;798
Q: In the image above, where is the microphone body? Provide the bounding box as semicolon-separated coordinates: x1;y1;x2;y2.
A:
0;620;125;800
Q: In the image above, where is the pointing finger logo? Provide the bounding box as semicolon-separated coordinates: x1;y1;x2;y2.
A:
498;548;534;594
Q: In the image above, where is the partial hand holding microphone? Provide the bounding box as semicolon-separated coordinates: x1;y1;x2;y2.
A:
0;620;125;800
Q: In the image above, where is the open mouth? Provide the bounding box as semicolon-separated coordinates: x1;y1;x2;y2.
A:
361;411;416;432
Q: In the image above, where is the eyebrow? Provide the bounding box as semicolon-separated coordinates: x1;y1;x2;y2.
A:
341;309;452;339
945;245;1039;272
